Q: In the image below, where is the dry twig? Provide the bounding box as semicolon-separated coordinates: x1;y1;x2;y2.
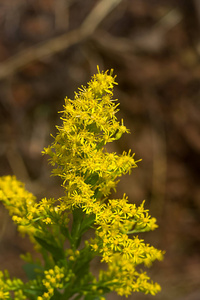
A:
0;0;122;81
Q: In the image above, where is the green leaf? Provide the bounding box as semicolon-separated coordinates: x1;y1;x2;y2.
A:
79;214;95;235
23;263;43;280
71;208;84;249
70;294;82;300
60;225;71;241
34;236;64;262
85;173;99;186
84;295;101;300
23;287;44;299
73;247;94;281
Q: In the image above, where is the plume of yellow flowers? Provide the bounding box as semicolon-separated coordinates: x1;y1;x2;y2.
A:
0;67;164;300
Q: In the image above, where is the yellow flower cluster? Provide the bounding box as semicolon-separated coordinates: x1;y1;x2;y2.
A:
88;197;163;296
0;67;164;299
38;266;66;300
0;176;64;241
91;197;162;264
0;278;9;300
0;271;26;300
43;68;138;215
0;176;38;238
99;253;162;297
0;176;36;219
43;68;164;296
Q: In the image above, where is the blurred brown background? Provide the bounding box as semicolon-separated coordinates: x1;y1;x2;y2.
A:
0;0;200;299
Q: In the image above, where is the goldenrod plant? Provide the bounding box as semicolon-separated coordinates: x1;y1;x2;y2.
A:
0;68;164;300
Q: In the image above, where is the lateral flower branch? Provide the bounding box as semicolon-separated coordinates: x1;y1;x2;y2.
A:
0;68;164;300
